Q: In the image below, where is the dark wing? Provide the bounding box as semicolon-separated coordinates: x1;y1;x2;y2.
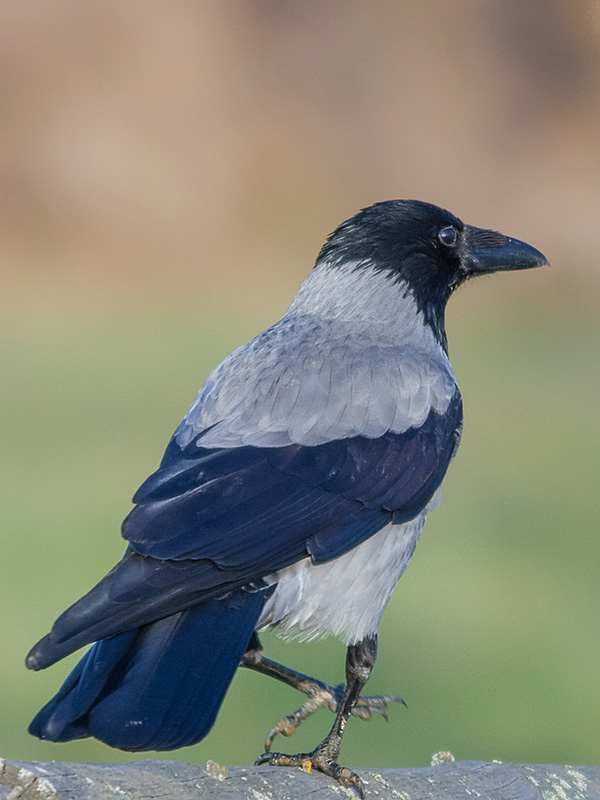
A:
28;391;462;670
126;389;462;563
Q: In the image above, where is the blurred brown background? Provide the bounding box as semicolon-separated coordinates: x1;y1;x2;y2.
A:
2;0;599;307
2;0;599;772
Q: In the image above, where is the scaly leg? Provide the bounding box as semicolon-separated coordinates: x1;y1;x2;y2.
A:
252;635;382;799
241;633;403;751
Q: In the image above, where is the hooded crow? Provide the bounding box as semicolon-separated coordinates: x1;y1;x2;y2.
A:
27;200;547;796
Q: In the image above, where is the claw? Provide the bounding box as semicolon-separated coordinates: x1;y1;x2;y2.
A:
334;765;364;799
255;750;364;799
265;713;300;751
264;685;405;749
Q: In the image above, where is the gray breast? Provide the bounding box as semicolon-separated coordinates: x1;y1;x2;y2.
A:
257;493;439;645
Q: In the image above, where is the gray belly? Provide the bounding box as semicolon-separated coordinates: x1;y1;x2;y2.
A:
257;495;437;645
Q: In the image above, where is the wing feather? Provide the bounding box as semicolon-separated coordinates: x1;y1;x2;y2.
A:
31;312;463;668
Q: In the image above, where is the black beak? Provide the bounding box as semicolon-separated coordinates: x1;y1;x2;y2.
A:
462;225;549;276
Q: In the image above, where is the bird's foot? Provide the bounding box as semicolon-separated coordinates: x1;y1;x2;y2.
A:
264;682;404;751
255;743;364;799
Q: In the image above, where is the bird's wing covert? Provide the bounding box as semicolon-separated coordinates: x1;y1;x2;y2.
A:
175;317;457;447
123;390;463;567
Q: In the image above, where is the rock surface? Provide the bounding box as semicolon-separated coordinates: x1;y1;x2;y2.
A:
1;757;599;800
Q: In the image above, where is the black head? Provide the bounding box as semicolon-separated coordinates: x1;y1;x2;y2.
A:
317;200;548;346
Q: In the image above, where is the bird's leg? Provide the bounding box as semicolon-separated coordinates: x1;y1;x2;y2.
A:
254;635;379;799
241;633;402;751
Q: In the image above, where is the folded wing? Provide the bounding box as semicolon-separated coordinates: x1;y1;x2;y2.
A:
27;390;462;671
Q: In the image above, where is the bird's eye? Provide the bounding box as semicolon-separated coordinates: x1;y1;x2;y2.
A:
438;226;458;247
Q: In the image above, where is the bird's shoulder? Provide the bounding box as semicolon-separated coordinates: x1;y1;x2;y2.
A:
176;313;457;449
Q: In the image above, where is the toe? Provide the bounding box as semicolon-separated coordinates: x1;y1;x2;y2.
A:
335;766;365;799
254;751;271;766
351;692;406;720
321;761;365;799
256;748;365;798
255;751;307;768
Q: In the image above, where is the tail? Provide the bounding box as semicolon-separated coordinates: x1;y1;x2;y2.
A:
29;588;268;750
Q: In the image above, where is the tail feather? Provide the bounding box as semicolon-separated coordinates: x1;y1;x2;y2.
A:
29;589;269;751
28;629;138;742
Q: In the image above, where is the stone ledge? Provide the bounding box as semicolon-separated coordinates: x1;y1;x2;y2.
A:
1;758;599;800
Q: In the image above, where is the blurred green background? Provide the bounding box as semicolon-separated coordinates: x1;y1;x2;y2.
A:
1;0;598;771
